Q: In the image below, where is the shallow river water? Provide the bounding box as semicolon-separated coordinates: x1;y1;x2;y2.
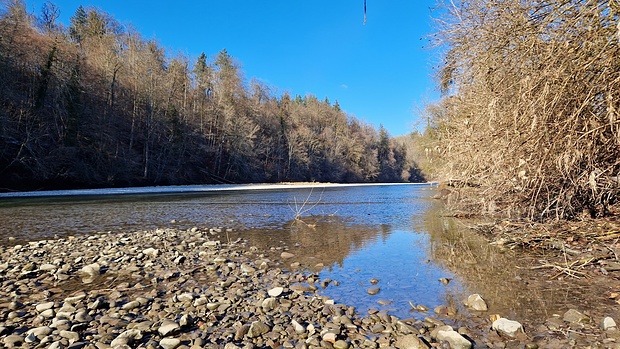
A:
0;183;611;323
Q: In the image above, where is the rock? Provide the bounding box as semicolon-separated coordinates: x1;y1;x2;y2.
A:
158;320;181;336
436;329;472;349
464;294;487;311
24;332;37;343
395;334;426;349
180;314;192;327
563;309;589;324
3;335;24;348
213;257;227;263
322;332;337;343
545;316;564;330
235;324;250;340
176;292;196;302
290;283;314;293
111;329;143;346
292;319;305;334
438;277;452;285
268;287;284;297
36;301;55;312
80;263;101;277
240;263;256;273
261;297;278;311
492;318;523;338
40;308;55;318
371;324;386;334
122;300;141;310
64;294;86;305
602;316;617;331
281;252;295;259
59;330;80;341
367;287;380;295
247;321;270;338
160;338;181;349
428;324;451;339
74;311;91;323
370;278;380;284
28;326;52;337
143;247;160;257
39;263;58;271
334;340;349;349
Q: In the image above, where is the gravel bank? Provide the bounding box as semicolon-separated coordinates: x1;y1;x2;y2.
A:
0;226;618;348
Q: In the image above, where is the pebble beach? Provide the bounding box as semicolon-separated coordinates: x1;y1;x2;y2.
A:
1;226;619;349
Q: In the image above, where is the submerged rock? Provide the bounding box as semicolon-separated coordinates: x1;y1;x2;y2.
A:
367;287;380;295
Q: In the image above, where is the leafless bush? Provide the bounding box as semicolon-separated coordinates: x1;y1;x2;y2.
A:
431;0;620;220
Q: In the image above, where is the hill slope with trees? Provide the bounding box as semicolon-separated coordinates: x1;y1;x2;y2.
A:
0;1;423;191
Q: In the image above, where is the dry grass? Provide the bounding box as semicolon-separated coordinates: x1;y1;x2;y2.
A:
429;0;620;220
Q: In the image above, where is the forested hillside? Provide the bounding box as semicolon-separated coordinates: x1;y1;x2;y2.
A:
0;1;423;191
427;0;620;220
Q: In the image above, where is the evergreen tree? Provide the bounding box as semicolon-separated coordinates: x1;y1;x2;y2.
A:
69;5;86;43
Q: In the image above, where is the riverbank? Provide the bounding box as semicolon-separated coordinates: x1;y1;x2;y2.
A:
1;225;619;348
0;182;425;199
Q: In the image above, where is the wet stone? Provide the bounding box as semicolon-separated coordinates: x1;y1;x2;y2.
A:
367;287;380;296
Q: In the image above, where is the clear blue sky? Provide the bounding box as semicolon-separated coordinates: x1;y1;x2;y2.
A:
27;0;441;136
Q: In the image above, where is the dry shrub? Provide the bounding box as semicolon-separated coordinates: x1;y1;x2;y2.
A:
431;0;620;220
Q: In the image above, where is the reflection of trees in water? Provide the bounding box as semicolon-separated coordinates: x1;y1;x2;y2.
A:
419;202;616;323
236;215;391;271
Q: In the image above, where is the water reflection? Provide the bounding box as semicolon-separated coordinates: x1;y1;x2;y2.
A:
221;214;462;321
0;185;429;244
422;206;620;324
1;184;465;321
4;184;612;325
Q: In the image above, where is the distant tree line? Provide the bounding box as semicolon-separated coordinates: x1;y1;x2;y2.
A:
0;1;423;191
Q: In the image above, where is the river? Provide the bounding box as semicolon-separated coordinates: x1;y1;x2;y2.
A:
0;183;607;323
